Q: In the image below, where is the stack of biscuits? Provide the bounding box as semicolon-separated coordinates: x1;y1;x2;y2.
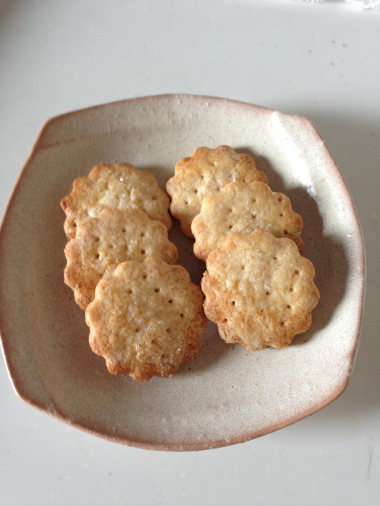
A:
61;162;207;381
166;146;319;352
62;146;319;382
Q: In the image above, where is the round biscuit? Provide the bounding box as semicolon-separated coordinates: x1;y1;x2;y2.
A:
64;208;178;309
61;162;172;239
192;181;304;261
202;229;319;351
166;145;268;237
85;257;207;381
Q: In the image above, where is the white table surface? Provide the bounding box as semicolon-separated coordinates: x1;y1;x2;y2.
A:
0;1;379;504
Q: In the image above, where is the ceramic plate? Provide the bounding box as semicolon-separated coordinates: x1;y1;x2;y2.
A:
0;95;364;451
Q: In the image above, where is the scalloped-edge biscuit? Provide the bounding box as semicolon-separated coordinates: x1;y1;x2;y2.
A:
166;145;268;237
64;208;178;310
192;181;304;261
61;162;172;239
85;257;207;381
201;230;319;351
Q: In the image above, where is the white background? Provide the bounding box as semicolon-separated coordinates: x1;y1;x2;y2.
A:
0;1;379;504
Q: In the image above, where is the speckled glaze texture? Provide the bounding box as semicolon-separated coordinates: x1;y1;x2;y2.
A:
0;95;365;451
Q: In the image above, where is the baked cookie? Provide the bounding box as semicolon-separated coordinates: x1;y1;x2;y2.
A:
192;181;304;261
64;208;178;309
201;230;319;351
61;162;172;239
166;146;268;237
85;257;207;381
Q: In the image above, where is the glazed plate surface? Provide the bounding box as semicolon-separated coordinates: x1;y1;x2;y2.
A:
0;95;364;451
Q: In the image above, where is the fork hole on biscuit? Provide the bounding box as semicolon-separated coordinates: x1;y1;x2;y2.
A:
127;289;132;294
95;237;100;242
154;288;160;293
140;232;145;238
141;249;146;255
152;195;157;201
287;305;291;309
143;274;147;279
266;291;270;296
121;228;126;233
180;313;184;318
284;230;288;235
95;254;100;259
231;301;235;306
168;299;173;304
294;269;300;275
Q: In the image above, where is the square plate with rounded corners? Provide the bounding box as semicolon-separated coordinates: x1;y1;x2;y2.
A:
0;94;364;451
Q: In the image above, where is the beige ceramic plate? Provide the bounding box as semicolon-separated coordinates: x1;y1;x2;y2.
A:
0;95;364;451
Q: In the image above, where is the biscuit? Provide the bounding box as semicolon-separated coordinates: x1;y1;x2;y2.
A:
64;208;178;309
85;257;207;381
201;230;319;351
192;181;304;261
166;146;268;237
61;163;172;239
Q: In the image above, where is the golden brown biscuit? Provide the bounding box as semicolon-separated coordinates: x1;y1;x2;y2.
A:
85;257;207;381
61;162;172;239
192;181;304;261
202;230;319;351
64;208;178;310
166;146;268;237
